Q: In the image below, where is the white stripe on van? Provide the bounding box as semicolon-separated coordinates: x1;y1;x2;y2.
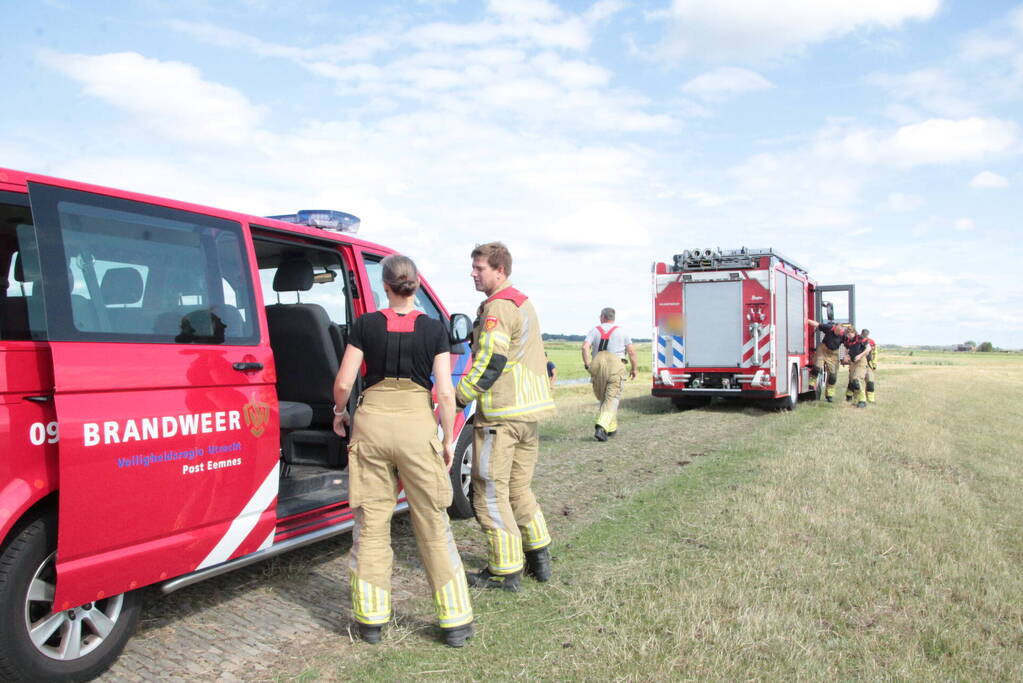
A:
196;462;279;570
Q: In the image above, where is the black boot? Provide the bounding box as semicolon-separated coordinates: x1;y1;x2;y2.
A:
442;622;474;648
357;622;383;644
524;547;552;582
594;425;608;442
466;568;521;592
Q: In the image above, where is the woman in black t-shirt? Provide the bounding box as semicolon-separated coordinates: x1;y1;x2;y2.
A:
332;254;473;648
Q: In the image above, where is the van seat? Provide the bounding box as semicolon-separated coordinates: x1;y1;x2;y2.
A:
265;257;340;426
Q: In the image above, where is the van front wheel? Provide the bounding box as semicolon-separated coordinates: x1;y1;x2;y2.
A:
0;514;141;682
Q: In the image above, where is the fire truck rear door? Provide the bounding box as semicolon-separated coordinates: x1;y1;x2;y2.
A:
28;180;279;611
815;284;856;328
684;280;743;367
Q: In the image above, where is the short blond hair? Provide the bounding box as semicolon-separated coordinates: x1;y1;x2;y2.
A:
471;242;512;276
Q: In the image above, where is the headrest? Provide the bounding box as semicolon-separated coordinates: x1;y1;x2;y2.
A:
210;304;245;335
273;258;314;292
13;251;42;283
101;267;144;305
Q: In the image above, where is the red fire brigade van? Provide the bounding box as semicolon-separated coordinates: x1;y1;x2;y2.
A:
652;247;854;409
0;168;476;680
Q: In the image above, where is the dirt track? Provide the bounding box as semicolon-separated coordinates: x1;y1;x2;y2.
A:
101;387;772;681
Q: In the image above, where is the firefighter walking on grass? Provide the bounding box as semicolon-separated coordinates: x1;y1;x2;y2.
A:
582;308;637;441
806;318;854;402
843;330;872;408
333;255;473;647
456;242;555;591
846;329;878;404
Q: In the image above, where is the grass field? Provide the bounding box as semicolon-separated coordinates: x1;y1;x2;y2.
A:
271;349;1023;681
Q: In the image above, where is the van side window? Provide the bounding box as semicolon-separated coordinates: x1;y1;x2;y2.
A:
257;254;348;326
362;254;442;320
29;184;258;345
1;199;46;341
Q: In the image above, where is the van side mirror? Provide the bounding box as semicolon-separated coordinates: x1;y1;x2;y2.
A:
449;313;472;344
824;302;835;322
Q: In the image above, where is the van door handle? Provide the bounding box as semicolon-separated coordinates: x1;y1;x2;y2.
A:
24;394;53;403
232;362;264;372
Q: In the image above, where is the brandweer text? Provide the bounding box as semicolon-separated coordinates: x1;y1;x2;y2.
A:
84;411;242;447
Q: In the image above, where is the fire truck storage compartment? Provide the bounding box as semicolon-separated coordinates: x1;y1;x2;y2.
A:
683;279;743;367
774;275;789;394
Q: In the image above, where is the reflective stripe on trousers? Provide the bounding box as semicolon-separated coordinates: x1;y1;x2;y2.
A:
472;420;550;574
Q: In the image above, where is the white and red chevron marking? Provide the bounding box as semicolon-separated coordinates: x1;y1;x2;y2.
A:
741;332;772;368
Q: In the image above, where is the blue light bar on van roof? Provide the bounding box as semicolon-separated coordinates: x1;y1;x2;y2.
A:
267;209;361;233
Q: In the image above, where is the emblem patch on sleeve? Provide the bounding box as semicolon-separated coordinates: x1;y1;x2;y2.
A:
484;316;499;331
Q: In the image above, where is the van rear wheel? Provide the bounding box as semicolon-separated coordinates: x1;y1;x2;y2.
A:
0;514;141;682
447;424;475;519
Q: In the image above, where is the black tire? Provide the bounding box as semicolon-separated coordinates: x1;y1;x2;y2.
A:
447;422;475;519
670;395;712;410
776;366;799;411
0;514;141;682
811;368;827;401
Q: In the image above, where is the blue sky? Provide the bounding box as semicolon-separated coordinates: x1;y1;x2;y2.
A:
4;1;1021;347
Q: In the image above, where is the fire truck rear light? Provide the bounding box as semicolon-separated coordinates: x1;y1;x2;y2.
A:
267;210;361;233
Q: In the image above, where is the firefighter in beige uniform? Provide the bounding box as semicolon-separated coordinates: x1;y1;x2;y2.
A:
862;329;878;404
845;329;878;404
456;242;555;591
806;319;854;402
582;308;638;442
843;332;871;408
333;255;473;647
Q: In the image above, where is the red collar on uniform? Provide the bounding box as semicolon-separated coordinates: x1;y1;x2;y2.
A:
486;286;528;307
380;308;423;332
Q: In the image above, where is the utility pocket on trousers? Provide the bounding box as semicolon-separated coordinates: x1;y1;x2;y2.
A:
347;441;362;508
430;438;453;508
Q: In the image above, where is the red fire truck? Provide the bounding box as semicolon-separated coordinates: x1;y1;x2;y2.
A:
0;168;477;680
651;247;854;410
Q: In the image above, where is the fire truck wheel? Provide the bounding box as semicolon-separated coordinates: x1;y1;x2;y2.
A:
777;367;799;411
0;513;141;682
447;423;475;519
811;369;827;401
670;396;712;410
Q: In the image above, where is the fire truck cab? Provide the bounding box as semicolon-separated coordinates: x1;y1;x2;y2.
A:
0;168;475;681
652;247;854;410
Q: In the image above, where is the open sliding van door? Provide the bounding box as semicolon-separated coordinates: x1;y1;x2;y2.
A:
27;180;280;611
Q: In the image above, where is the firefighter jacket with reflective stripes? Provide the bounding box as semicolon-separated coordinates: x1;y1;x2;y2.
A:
456;282;555;421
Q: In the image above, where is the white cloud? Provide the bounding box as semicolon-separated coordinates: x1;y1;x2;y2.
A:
656;0;941;62
969;170;1009;188
681;67;774;101
868;68;976;118
885;192;925;212
170;12;672;134
40;51;265;146
681;190;751;207
816;117;1019;168
954;217;976;231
